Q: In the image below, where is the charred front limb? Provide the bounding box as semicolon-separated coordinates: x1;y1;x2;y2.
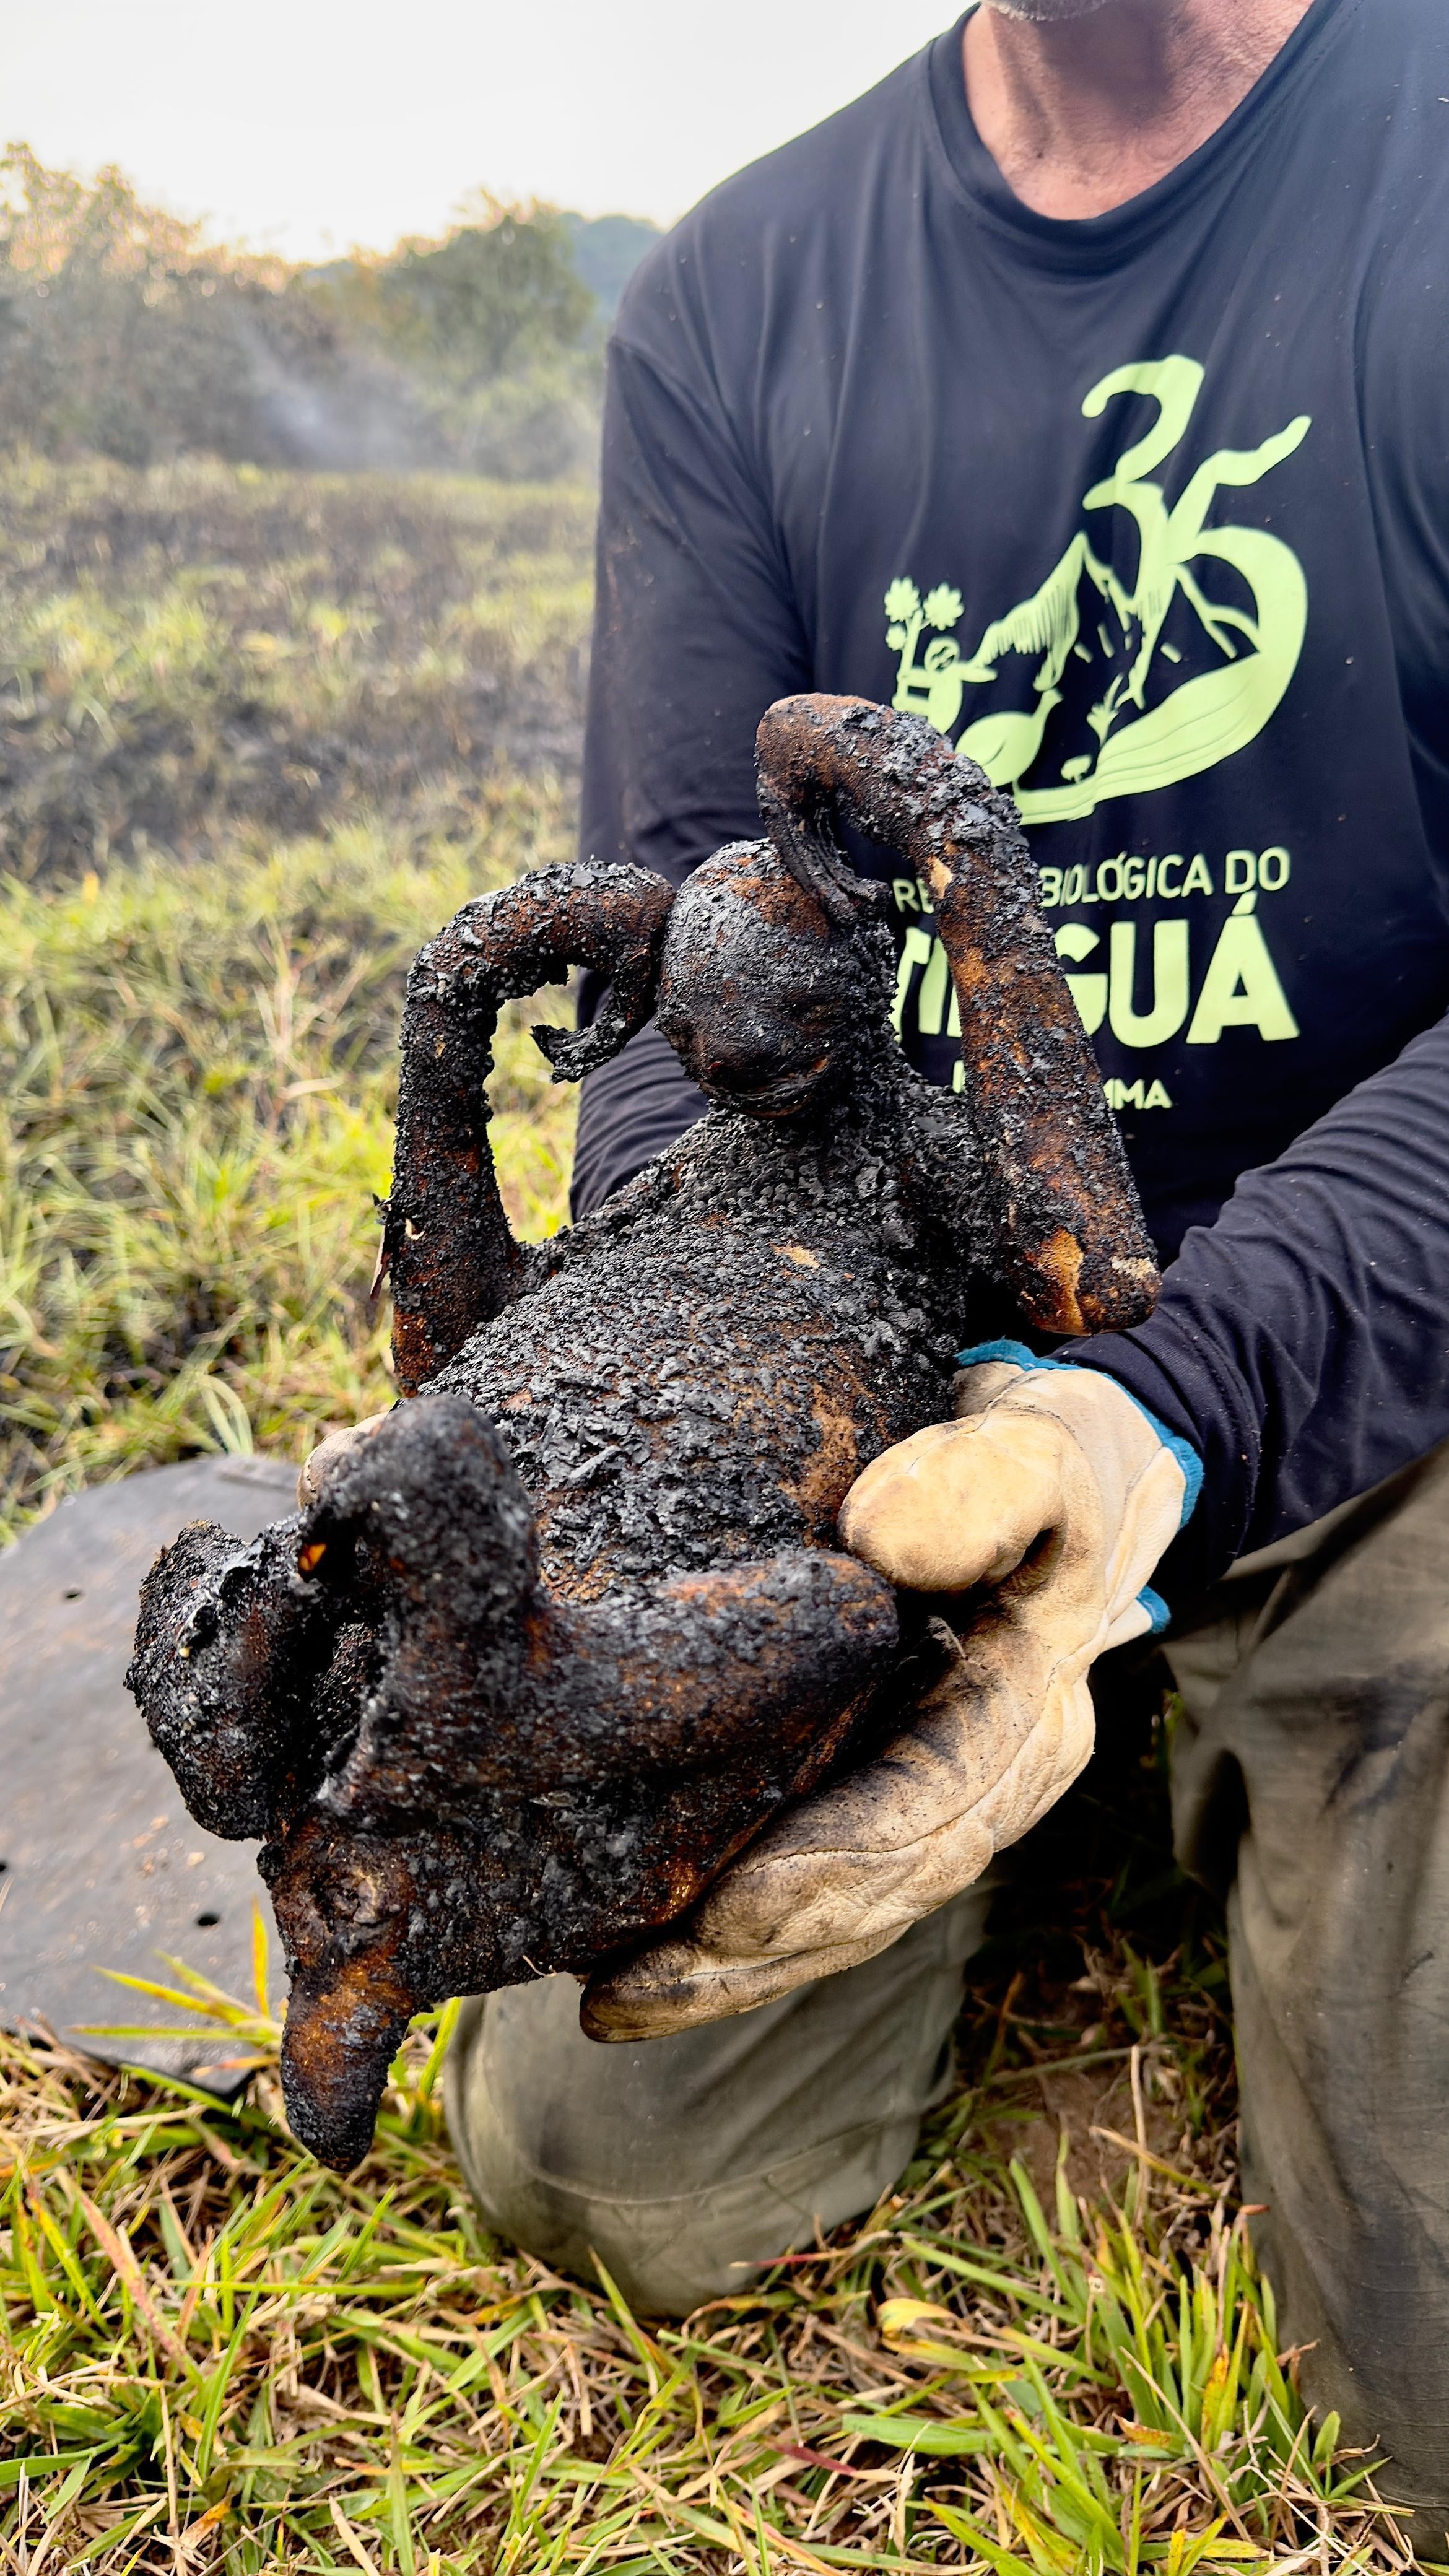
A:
755;695;1160;1336
388;861;675;1393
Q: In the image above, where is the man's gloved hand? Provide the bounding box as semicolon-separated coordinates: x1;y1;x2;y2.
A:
582;1347;1199;2042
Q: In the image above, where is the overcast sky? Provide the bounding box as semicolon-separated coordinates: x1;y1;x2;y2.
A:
4;1;957;258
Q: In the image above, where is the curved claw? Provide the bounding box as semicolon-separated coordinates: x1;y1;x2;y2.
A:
528;871;674;1080
533;1015;629;1083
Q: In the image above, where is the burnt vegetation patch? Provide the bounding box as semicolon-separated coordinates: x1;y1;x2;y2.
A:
0;458;593;880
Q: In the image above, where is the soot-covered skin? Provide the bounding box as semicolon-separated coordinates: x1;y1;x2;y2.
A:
129;695;1159;2171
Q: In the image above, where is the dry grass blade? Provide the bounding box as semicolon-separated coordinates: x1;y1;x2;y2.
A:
0;1806;1421;2574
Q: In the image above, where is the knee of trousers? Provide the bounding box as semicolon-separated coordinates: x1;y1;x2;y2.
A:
1229;1882;1449;2537
443;1887;990;2318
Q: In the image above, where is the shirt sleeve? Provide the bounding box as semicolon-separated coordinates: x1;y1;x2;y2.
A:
1070;1010;1449;1596
571;320;812;1214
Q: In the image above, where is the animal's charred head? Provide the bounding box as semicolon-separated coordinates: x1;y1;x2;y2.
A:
656;840;895;1120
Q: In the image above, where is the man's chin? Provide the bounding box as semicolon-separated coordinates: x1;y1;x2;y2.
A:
982;0;1124;22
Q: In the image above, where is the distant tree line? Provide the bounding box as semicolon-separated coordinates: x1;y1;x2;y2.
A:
0;144;659;477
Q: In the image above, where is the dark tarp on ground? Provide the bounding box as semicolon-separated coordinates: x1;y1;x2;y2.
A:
0;1456;297;2089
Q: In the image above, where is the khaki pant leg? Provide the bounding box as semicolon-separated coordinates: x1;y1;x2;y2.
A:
1166;1444;1449;2554
445;1884;989;2317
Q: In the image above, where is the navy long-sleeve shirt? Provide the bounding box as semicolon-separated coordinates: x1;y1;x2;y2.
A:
572;0;1449;1586
1074;1016;1449;1590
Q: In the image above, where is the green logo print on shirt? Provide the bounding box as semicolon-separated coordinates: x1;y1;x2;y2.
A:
886;355;1312;823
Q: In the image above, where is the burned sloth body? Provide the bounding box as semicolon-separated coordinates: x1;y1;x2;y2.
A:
430;907;993;1601
129;698;1158;2169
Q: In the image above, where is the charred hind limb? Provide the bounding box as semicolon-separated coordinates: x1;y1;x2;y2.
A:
294;1399;899;1846
264;1819;421;2173
266;1561;900;2173
291;1395;541;1829
387;861;676;1395
755;694;1159;1336
232;1399;902;2170
128;1518;342;1842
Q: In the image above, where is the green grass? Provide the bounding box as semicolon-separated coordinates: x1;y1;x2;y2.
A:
0;794;577;1536
0;450;587;1533
0;1811;1414;2574
0;457;1427;2571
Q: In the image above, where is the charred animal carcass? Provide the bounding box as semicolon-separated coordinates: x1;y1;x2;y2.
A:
128;695;1159;2170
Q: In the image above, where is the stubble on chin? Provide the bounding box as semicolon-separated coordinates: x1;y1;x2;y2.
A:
981;0;1122;22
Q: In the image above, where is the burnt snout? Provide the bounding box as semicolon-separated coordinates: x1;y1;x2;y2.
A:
677;1012;837;1118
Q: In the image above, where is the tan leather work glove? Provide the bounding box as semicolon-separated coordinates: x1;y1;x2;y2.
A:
583;1349;1199;2041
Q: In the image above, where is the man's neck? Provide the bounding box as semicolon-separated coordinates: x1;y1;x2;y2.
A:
964;0;1316;219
